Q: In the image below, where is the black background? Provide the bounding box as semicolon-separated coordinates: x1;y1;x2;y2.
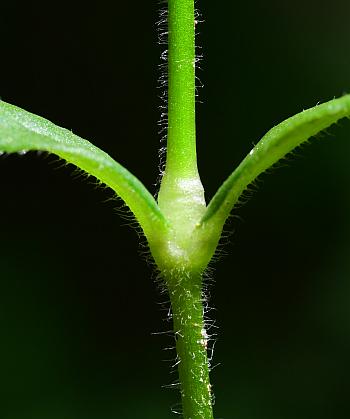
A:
1;1;350;418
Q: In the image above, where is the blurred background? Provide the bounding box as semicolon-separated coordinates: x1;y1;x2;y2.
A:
1;0;350;418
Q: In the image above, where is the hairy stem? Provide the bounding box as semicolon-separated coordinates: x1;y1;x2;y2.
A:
165;0;197;178
158;0;206;242
167;271;214;419
157;0;213;417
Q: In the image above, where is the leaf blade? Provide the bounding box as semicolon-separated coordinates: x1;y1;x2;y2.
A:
202;94;350;230
0;100;168;241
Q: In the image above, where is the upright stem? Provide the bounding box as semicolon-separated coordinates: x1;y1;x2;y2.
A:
166;0;197;178
156;1;213;416
167;272;214;419
158;0;206;234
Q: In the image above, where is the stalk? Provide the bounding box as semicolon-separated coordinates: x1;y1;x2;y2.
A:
162;0;198;179
157;0;205;227
167;271;214;419
156;0;214;417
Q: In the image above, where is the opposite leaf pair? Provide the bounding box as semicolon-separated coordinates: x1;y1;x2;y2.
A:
1;95;349;273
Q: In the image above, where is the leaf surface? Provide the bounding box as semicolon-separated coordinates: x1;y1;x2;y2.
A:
202;95;350;231
0;100;168;241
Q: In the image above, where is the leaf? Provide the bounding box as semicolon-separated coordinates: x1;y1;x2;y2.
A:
0;100;168;241
201;94;350;232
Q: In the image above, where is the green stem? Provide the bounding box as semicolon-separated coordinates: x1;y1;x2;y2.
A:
167;271;214;419
157;0;206;236
166;0;197;178
156;1;213;416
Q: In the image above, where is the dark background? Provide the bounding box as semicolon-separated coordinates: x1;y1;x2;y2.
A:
1;1;350;418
